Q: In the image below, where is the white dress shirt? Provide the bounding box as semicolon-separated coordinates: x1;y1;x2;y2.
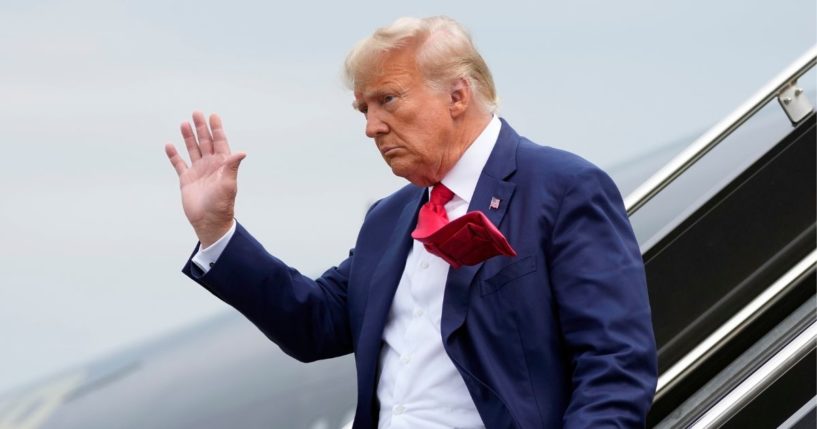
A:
192;116;502;429
191;221;236;271
376;116;500;429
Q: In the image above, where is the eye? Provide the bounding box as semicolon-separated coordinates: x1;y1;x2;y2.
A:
382;95;396;104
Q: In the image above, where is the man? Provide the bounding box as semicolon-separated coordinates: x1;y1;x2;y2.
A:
165;16;656;428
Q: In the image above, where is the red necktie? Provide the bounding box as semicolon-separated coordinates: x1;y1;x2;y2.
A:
411;183;517;268
412;184;455;240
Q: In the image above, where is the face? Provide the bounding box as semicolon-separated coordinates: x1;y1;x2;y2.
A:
354;46;458;187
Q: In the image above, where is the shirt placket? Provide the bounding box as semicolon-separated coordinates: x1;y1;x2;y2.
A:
388;249;430;428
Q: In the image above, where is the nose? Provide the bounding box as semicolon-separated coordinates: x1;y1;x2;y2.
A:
365;111;389;138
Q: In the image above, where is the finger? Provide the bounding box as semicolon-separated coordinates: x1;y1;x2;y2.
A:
209;113;231;155
223;152;246;178
180;122;202;162
165;143;189;177
192;111;215;155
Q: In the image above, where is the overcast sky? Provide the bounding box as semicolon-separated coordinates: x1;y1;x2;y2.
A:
1;0;814;393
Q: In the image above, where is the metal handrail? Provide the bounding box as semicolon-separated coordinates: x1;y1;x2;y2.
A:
624;45;817;215
778;397;817;429
654;250;817;398
689;321;816;428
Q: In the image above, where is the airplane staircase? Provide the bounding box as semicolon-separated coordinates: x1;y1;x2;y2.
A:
627;46;817;428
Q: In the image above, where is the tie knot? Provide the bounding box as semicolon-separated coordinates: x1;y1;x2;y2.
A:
430;183;455;206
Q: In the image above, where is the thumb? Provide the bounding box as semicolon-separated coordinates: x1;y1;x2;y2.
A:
224;152;246;176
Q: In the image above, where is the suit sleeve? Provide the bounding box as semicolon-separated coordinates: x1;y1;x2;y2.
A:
182;222;354;363
547;166;657;428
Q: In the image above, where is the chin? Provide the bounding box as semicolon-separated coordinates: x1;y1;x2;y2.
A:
388;165;430;187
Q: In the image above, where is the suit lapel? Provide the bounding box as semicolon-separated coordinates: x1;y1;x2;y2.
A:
356;119;521;409
442;118;519;344
356;186;426;408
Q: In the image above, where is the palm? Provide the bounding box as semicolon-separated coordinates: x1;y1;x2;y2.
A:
178;153;233;221
165;112;246;246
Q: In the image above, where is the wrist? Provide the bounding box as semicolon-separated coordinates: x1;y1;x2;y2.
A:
195;219;234;249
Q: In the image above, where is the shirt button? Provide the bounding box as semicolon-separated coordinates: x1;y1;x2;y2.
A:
420;260;429;269
413;308;424;318
400;354;411;365
393;404;405;415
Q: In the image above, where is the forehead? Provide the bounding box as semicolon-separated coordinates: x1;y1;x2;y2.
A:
354;46;422;99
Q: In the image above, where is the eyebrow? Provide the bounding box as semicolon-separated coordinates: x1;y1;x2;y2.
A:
353;89;387;112
352;99;366;112
352;83;405;112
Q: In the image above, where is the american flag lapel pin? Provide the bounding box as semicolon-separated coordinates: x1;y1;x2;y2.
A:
489;197;501;210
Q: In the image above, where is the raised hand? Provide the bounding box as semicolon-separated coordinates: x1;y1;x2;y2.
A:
165;111;246;248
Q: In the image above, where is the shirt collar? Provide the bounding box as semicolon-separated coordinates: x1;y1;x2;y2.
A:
437;115;501;204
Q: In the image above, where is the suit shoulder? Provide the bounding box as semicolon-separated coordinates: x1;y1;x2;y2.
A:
515;137;614;190
364;183;422;220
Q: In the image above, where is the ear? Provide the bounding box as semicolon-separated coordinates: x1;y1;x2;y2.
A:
448;78;471;118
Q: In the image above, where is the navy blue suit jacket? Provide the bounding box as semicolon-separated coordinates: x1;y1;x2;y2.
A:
184;119;657;428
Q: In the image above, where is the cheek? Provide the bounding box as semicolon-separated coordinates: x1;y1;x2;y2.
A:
393;102;449;161
416;118;449;157
408;129;440;161
415;109;447;147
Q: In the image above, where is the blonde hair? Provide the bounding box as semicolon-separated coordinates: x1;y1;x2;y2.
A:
344;16;498;113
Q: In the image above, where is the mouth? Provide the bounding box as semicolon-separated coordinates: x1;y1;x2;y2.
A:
379;145;400;156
